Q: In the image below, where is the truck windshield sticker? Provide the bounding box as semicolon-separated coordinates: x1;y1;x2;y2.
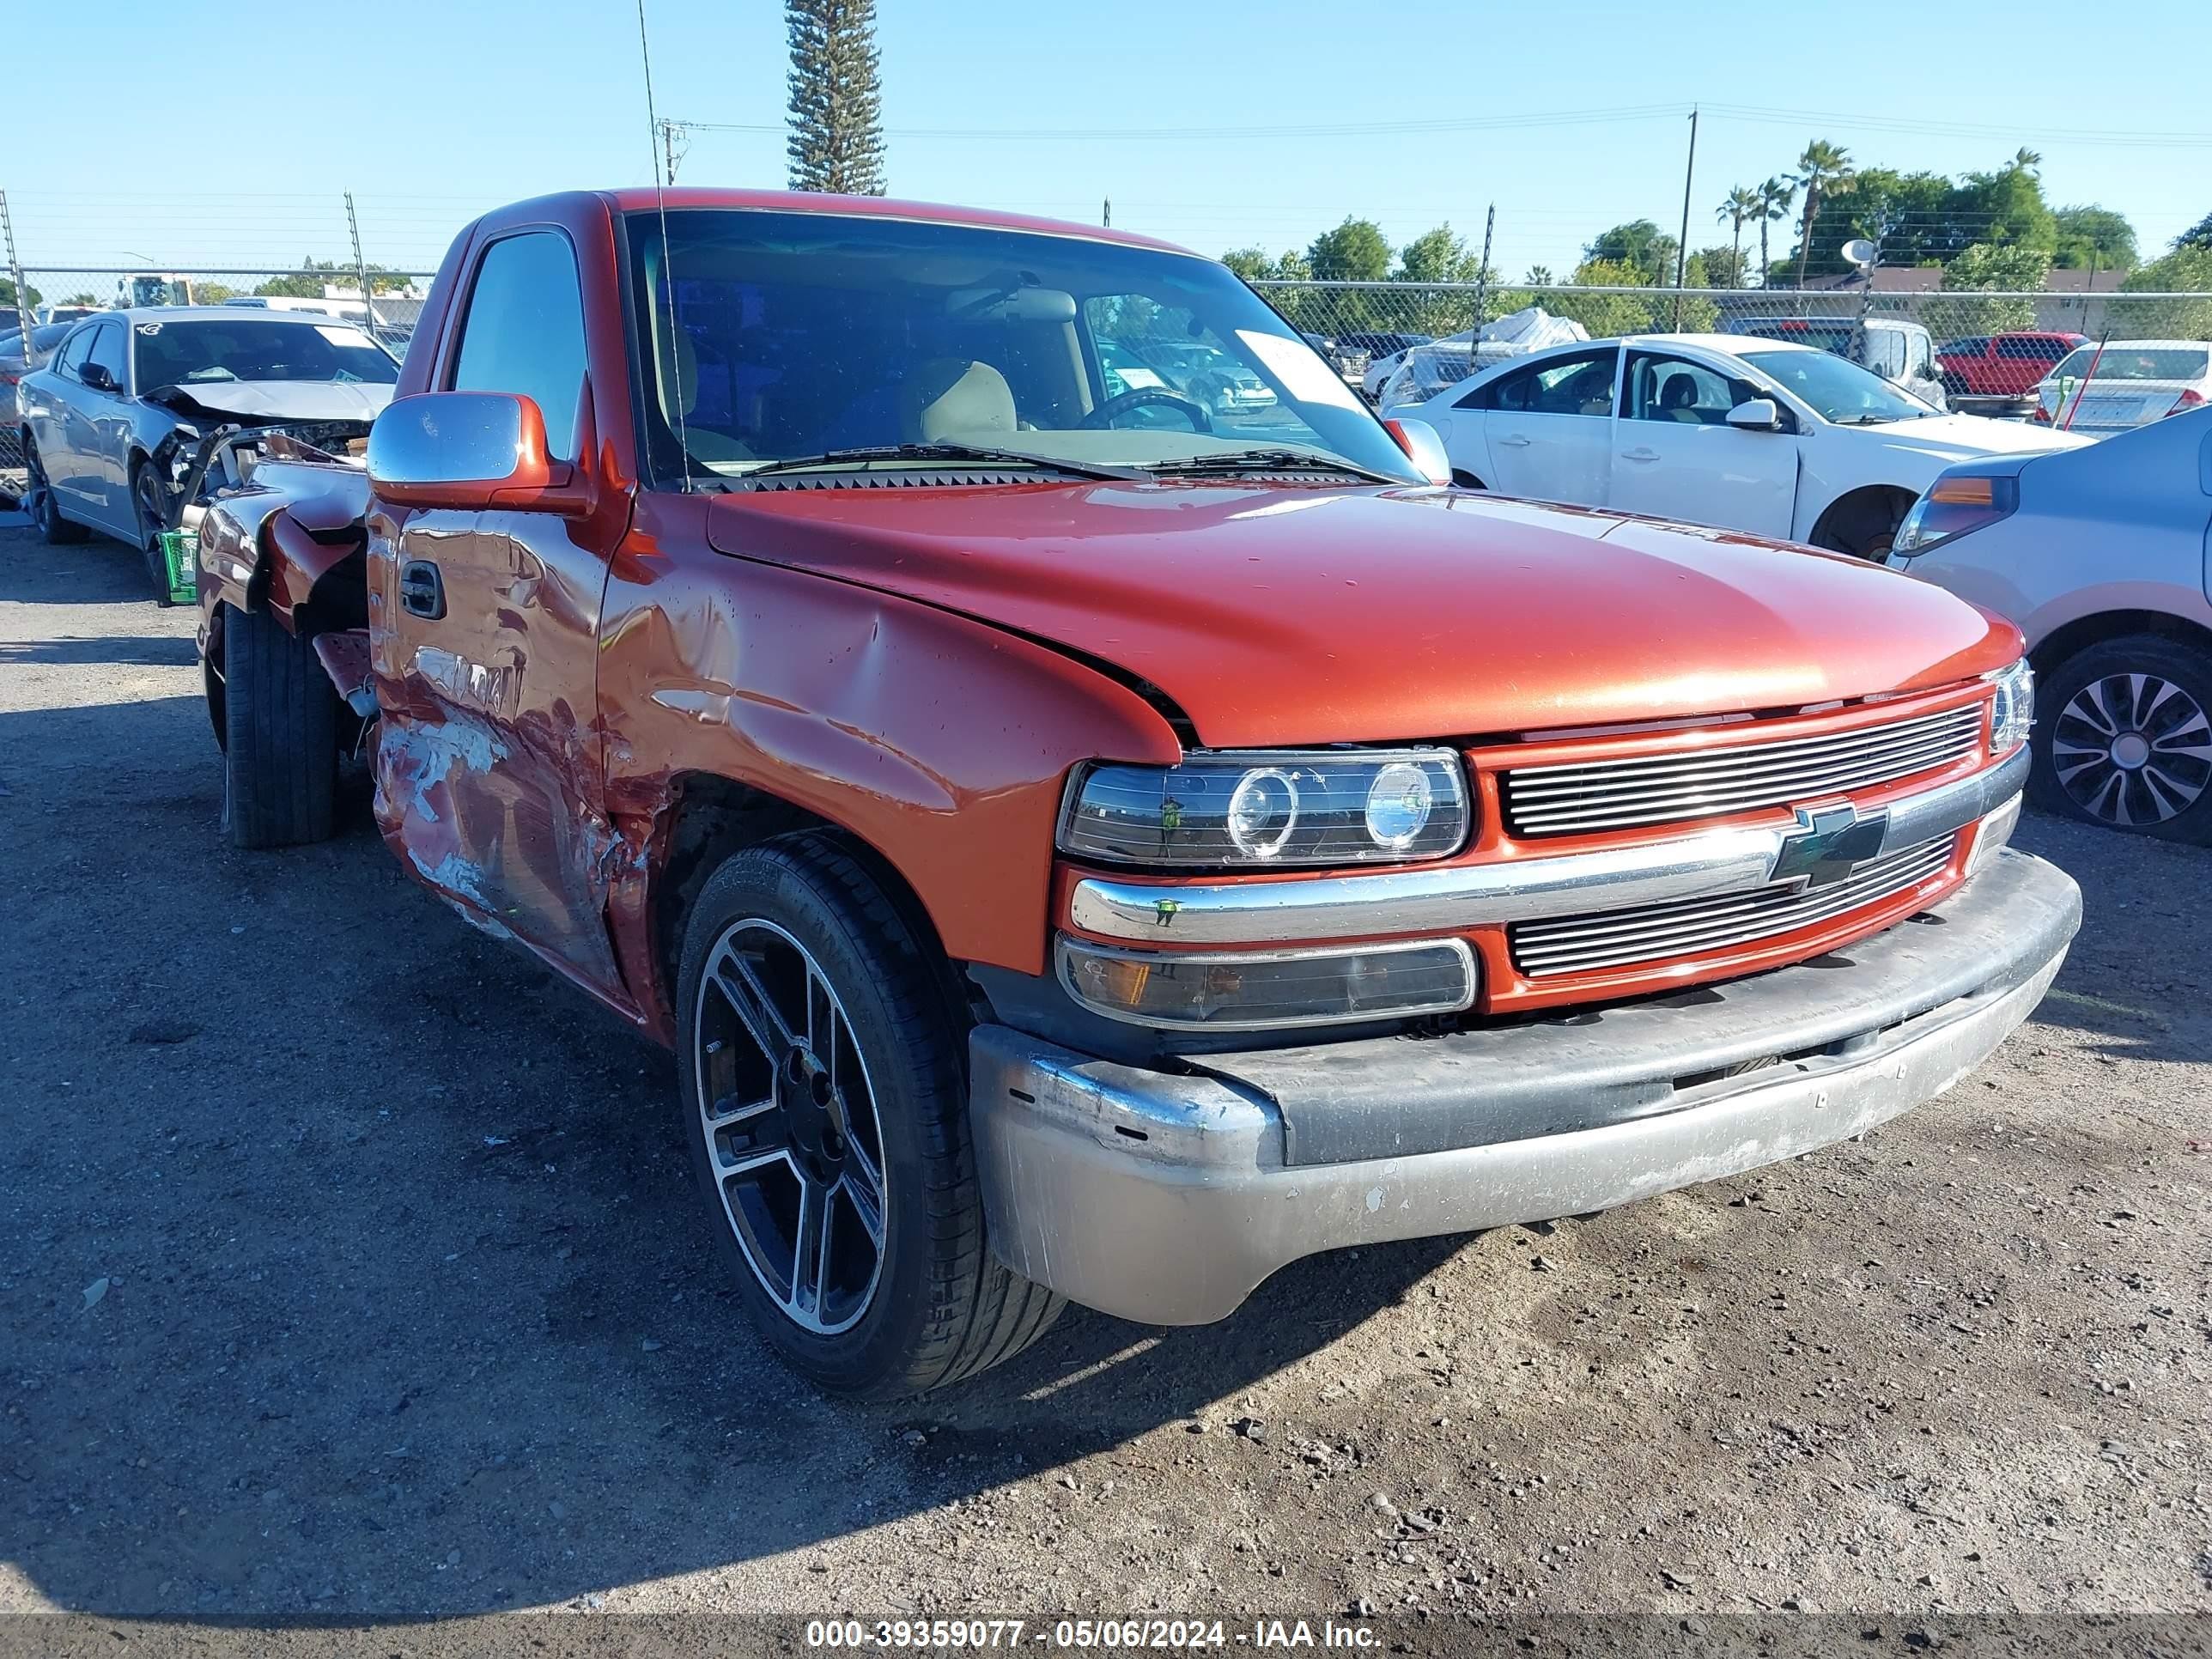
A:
1237;330;1363;411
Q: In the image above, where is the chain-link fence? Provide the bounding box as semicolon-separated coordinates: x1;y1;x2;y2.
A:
1253;279;2212;410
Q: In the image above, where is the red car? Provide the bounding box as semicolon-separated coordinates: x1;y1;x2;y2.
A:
1938;331;2087;400
185;189;2078;1395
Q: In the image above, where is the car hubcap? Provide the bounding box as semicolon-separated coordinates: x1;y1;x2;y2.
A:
693;919;886;1335
2053;672;2212;825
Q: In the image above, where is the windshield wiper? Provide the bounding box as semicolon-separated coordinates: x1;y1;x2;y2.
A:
740;442;1146;482
1140;448;1405;484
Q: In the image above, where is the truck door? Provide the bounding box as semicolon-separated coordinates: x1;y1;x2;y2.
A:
371;228;623;991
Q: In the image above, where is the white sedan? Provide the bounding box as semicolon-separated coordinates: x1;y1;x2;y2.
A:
1392;332;2084;559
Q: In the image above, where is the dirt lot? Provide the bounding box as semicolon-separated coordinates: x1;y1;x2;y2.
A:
2;520;2207;1644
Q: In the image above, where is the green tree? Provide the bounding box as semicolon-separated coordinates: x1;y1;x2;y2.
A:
1391;224;1494;334
1547;258;1657;337
0;276;40;311
1583;219;1677;285
1717;186;1761;285
785;0;885;195
1790;139;1855;288
1941;242;2050;333
1523;264;1553;288
1225;246;1315;327
1795;167;1950;274
256;257;408;299
1307;217;1391;282
2170;210;2212;252
64;291;97;307
2051;206;2137;271
1695;244;1749;291
1756;176;1796;286
1950;157;2056;258
2118;244;2212;337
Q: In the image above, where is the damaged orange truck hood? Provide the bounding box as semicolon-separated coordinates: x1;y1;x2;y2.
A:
704;482;2019;748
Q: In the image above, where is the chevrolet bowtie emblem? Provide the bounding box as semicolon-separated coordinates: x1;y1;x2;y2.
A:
1771;799;1888;889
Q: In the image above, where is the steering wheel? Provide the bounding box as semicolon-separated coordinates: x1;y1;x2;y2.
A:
1080;386;1212;432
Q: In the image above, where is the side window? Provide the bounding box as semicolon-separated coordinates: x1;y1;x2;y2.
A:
86;325;129;391
53;328;95;381
1624;354;1752;425
1465;347;1616;415
450;231;588;461
1945;337;1987;360
1994;337;2041;362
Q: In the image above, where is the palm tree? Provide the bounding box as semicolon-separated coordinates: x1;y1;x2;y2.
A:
1755;176;1795;288
2010;146;2042;175
1717;186;1761;287
1791;140;1855;289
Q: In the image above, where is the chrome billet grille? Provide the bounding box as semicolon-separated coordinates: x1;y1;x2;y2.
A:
1501;703;1985;836
1508;836;1954;978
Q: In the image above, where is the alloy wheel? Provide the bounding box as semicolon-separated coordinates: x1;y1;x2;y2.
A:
2051;672;2212;826
691;918;888;1336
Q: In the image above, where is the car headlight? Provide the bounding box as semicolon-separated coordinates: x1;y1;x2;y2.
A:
1060;750;1471;867
1988;658;2034;755
1893;473;2018;557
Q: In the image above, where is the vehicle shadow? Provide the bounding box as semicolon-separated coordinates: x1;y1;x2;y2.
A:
0;662;1482;1623
2009;812;2212;1066
0;636;199;667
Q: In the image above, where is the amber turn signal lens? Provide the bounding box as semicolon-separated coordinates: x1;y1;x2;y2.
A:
1928;476;1998;507
1057;937;1477;1030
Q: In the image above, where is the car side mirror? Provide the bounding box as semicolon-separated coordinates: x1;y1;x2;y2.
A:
1726;398;1783;431
1382;416;1453;484
367;390;589;516
80;362;117;392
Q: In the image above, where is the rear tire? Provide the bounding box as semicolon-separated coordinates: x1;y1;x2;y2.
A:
2031;635;2212;844
221;603;338;848
676;833;1061;1397
24;440;91;545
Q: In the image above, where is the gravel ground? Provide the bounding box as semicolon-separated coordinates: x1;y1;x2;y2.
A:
1;520;2207;1644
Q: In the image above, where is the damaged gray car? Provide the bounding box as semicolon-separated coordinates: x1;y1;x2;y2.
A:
15;307;398;596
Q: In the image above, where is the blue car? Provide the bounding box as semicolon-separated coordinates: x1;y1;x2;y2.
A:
1891;406;2212;842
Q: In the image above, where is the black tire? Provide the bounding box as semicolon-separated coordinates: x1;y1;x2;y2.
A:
676;833;1061;1397
24;439;91;545
2031;635;2212;844
1812;492;1905;562
131;461;174;599
221;602;338;848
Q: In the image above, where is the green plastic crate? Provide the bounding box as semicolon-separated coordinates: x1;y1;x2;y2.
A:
156;530;198;608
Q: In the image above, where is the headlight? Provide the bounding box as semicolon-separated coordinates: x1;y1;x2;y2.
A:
1892;473;2018;556
1988;658;2034;755
1060;750;1470;867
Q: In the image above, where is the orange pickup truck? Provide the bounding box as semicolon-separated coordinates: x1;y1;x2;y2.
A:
191;189;2079;1396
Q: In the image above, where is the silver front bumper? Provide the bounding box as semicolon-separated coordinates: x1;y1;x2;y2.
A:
969;848;2078;1326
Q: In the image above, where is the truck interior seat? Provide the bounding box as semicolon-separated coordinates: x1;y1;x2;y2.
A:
658;325;755;465
903;359;1018;442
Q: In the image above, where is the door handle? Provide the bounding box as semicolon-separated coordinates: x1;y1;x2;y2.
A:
1497;434;1531;448
398;559;446;620
1620;447;1660;462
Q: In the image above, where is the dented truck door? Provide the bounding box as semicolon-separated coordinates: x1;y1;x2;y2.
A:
369;228;627;994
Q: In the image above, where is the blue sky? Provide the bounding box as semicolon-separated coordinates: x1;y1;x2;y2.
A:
11;0;2211;283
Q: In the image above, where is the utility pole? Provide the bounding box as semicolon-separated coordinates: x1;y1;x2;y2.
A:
1473;204;1495;329
344;191;376;329
0;191;33;349
658;118;690;186
1672;106;1698;328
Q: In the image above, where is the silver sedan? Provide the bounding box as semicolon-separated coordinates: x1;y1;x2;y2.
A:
17;307;398;585
1892;405;2212;841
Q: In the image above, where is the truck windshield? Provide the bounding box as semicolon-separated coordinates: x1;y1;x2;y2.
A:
623;208;1418;483
1737;348;1936;424
133;319;400;389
